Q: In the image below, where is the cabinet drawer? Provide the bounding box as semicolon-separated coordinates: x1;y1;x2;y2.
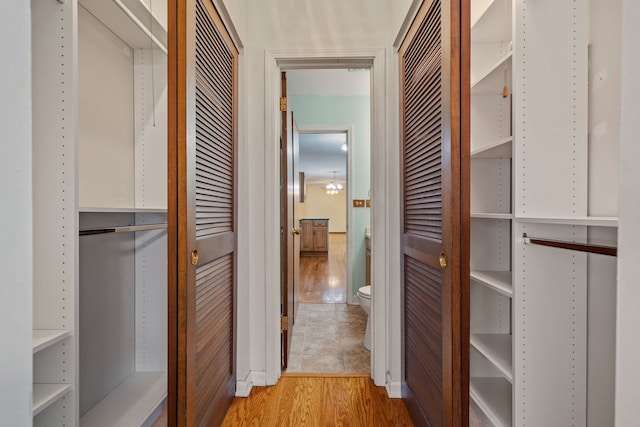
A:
312;220;327;227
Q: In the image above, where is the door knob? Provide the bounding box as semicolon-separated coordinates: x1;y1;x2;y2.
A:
292;227;301;235
439;252;447;269
191;250;199;266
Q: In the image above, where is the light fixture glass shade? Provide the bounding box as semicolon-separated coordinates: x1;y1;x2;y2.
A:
325;172;343;195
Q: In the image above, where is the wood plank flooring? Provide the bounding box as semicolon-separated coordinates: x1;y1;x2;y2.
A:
221;376;414;426
299;233;347;304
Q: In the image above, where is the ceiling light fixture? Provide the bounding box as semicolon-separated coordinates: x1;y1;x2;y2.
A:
325;171;344;195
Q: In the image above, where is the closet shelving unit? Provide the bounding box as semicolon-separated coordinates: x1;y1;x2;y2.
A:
32;0;168;425
471;0;620;425
469;0;513;425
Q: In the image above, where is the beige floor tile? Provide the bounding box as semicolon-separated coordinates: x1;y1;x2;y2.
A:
306;310;338;323
343;348;371;372
301;353;344;372
305;303;337;312
285;303;370;374
286;352;303;372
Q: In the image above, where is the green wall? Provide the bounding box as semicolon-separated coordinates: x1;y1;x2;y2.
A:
290;95;371;298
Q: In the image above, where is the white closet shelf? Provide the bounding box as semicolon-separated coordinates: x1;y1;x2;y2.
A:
471;137;512;159
33;383;72;416
471;334;513;382
79;0;167;53
516;215;618;227
471;0;512;43
471;270;512;297
470;377;512;427
472;53;512;95
79;207;168;213
33;329;71;354
471;213;513;220
80;371;166;427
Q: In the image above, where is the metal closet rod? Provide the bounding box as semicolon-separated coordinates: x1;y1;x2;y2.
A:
79;223;167;236
522;233;617;257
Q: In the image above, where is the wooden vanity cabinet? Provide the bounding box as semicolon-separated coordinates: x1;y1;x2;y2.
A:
300;219;328;256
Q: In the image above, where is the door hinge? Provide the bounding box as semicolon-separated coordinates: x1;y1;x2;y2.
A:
281;316;288;331
280;97;287;112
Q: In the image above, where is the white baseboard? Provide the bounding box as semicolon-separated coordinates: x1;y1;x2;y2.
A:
251;370;266;386
235;371;253;397
235;370;267;397
385;372;402;398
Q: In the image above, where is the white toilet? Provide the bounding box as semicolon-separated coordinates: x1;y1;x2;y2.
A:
357;285;372;350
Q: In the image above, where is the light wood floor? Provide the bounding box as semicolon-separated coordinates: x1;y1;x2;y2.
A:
299;233;347;304
221;376;414;426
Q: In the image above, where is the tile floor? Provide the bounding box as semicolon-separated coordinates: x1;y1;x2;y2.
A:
285;303;370;373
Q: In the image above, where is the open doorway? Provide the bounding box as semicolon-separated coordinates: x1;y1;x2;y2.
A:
283;69;372;373
264;48;390;388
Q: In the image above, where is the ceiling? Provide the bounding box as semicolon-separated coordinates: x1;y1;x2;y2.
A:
299;132;347;186
289;69;370;187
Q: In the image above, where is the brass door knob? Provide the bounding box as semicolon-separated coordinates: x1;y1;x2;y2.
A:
191;250;199;266
439;252;447;269
292;227;301;235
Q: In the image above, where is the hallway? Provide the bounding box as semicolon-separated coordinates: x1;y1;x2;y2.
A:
286;233;370;373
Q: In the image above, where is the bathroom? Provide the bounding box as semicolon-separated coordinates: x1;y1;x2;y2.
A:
283;68;373;373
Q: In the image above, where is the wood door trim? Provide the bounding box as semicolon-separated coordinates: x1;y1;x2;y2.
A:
403;234;441;268
167;0;186;424
195;231;236;266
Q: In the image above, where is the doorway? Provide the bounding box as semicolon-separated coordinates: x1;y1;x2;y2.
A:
283;68;372;373
264;49;392;386
287;123;369;372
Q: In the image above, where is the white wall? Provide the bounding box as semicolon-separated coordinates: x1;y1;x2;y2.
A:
298;186;347;232
0;1;33;424
616;0;640;425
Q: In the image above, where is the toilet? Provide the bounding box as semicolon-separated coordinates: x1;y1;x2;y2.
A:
357;285;372;350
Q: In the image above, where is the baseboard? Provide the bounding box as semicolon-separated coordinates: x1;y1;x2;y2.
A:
385;372;402;398
251;370;266;386
235;370;267;397
235;371;253;397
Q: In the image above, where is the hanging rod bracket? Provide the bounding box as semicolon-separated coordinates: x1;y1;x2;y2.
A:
522;233;617;257
79;223;167;236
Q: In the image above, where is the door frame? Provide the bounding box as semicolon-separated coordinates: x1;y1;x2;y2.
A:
264;49;390;386
297;125;354;304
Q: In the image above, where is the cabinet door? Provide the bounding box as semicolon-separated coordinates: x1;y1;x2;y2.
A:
300;221;313;251
170;0;238;425
313;226;328;252
399;0;470;425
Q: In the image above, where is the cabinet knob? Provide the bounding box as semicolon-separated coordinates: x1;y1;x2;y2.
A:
439;252;447;269
191;250;199;266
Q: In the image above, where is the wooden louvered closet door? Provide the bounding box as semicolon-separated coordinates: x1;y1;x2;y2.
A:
399;0;469;425
169;0;238;425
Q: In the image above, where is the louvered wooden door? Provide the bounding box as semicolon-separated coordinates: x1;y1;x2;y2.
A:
169;0;238;425
399;0;469;425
